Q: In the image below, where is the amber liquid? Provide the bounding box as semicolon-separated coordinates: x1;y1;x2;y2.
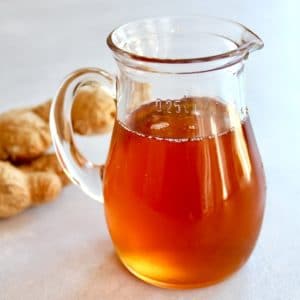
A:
103;98;265;288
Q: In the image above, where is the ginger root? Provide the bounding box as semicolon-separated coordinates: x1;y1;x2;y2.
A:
0;84;116;162
0;161;62;218
0;84;116;218
0;110;52;162
19;153;69;186
71;85;116;135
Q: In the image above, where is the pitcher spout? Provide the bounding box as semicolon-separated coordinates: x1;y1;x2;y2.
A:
240;27;264;55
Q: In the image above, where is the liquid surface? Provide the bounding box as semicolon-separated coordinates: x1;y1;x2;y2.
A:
103;98;266;288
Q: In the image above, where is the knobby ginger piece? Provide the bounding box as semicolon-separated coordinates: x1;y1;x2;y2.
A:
0;161;62;218
0;162;31;218
20;153;69;186
0;110;51;162
26;172;62;205
71;85;116;135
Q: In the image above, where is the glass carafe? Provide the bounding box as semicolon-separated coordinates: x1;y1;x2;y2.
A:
50;16;266;288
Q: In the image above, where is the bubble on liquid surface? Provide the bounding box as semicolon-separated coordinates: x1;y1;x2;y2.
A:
150;122;170;130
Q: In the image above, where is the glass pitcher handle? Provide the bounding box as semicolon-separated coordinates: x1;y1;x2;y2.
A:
50;68;116;202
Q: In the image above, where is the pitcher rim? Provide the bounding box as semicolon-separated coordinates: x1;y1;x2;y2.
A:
106;15;264;65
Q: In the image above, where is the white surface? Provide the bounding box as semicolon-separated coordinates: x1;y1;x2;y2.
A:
0;1;299;299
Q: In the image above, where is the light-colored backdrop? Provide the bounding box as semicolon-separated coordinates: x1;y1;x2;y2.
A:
0;1;299;299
